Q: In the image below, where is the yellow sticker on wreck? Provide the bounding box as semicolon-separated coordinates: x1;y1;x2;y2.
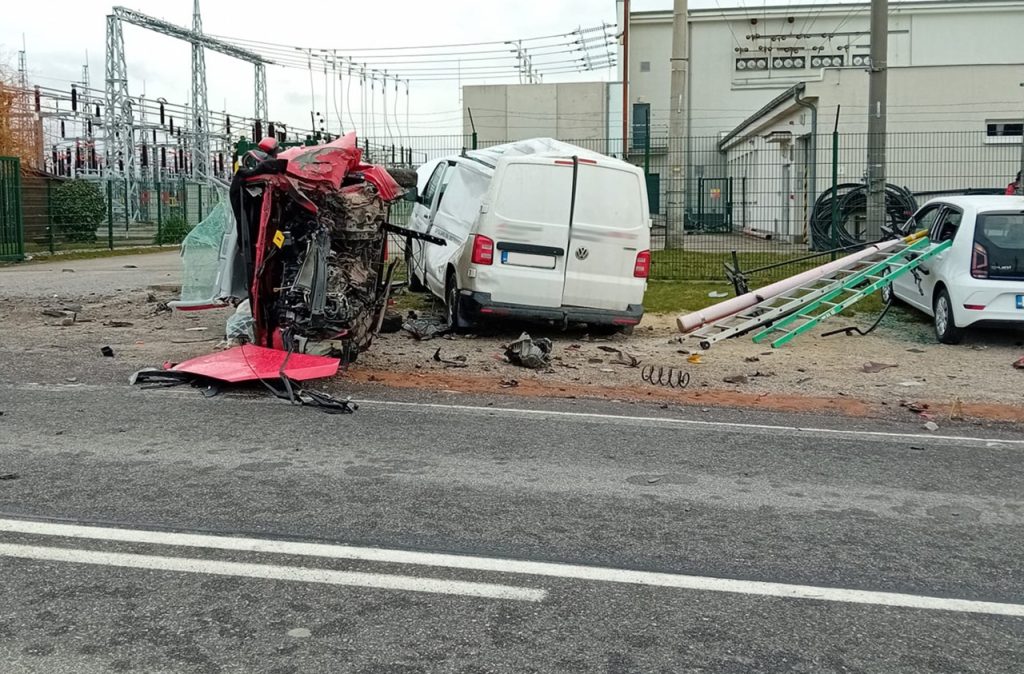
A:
272;230;285;248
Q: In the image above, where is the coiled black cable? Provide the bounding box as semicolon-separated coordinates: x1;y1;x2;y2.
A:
809;183;918;250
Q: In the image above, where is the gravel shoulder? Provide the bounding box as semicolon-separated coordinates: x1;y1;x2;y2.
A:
2;255;1022;424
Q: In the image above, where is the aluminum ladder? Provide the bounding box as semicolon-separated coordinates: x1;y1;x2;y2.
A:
751;236;952;348
688;234;934;350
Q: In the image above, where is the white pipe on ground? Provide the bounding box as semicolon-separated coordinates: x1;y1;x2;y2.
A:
676;233;924;334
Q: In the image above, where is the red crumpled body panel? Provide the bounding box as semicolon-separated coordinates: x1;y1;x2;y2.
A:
171;345;339;383
277;132;401;201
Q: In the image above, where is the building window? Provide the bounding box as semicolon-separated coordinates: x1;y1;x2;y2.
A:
640;61;651;72
986;120;1024;145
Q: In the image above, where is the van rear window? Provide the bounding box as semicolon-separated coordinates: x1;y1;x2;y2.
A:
974;213;1024;280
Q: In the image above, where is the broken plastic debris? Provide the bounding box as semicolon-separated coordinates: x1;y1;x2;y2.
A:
504;332;553;369
862;361;898;373
687;354;703;364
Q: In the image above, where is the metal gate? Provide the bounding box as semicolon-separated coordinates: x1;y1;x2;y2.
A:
0;157;25;261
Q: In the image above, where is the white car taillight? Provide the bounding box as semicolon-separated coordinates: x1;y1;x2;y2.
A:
971;242;988;279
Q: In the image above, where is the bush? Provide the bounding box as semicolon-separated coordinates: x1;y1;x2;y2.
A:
51;180;106;243
155;215;191;245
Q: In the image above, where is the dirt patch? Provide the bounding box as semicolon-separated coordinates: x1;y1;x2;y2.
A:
1;282;1022;425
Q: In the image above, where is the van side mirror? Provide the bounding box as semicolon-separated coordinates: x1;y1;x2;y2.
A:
404;186;419;203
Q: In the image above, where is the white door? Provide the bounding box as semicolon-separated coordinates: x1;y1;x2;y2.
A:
562;162;648;310
409;161;450;292
893;203;943;311
422;163;483;297
918;206;963;308
483;161;575;307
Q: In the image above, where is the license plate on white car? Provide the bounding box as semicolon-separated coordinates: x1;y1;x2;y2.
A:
1017;295;1024;310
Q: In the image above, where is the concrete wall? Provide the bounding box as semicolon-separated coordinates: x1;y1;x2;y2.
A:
462;82;608;149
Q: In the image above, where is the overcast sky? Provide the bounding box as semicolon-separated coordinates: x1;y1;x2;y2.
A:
1;0;887;136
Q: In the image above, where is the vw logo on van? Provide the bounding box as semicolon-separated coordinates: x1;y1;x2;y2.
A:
575;247;589;261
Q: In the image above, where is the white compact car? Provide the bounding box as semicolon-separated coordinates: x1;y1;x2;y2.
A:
404;139;651;331
881;195;1024;343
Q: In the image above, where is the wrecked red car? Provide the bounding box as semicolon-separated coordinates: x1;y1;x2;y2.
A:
173;132;425;362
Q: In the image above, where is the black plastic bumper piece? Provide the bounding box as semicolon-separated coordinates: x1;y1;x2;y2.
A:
461;290;644;326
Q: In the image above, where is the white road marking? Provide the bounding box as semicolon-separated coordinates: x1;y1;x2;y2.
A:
2;518;1022;617
0;542;545;603
358;399;1024;448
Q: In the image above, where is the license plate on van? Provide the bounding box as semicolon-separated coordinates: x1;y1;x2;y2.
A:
501;250;556;270
1017;295;1023;310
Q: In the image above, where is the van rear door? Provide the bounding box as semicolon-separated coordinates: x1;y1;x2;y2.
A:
484;161;574;308
562;161;649;311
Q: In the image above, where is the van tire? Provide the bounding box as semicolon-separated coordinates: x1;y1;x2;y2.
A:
933;288;964;345
405;241;425;292
445;274;470;331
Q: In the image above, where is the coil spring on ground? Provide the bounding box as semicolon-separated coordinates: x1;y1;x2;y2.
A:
641;365;691;389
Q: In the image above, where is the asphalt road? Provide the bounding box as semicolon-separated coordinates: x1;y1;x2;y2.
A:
1;381;1023;673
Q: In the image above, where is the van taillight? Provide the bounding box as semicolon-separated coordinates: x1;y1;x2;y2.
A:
634;250;651;278
971;242;988;279
472;235;494;265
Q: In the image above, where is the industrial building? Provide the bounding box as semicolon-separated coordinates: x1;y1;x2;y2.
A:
463;0;1024;244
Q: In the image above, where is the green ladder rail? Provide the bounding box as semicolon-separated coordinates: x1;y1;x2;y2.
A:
752;237;953;348
689;235;931;350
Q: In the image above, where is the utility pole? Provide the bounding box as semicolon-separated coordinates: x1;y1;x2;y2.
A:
667;0;689;239
866;0;888;235
621;0;630;156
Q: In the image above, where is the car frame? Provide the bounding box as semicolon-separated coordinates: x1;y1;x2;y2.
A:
881;195;1024;343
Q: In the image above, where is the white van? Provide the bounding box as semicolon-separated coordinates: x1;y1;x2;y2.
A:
405;139;651;330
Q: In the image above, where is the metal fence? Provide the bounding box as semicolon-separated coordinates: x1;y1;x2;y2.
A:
366;130;1020;281
0;157;24;261
19;176;222;255
9;130;1020;282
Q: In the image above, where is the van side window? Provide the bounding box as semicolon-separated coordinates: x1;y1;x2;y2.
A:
421;164;446;207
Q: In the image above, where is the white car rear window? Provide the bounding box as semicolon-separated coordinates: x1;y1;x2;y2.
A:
975;213;1024;279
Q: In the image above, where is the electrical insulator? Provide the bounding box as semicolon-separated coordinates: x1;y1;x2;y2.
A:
141;144;148;167
169;116;174;133
60;120;66;138
161;147;167;168
51;148;58;167
159;102;165;125
174;152;179;171
87;119;93;135
95;104;100;118
268;122;275;138
71;85;78;111
225;115;231;135
34;87;41;112
254;120;263;141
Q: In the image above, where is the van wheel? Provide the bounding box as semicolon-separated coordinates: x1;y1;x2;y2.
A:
405;242;424;292
445;275;470;331
933;289;963;345
879;281;895;306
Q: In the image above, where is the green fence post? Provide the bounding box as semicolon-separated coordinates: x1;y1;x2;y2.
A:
197;183;203;222
156;179;162;245
472;131;478;151
830;128;840;260
106;180;114;250
181;178;188;226
123;178;129;233
45;178;54;254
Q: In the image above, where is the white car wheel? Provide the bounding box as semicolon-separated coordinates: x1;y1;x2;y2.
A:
933;289;964;345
